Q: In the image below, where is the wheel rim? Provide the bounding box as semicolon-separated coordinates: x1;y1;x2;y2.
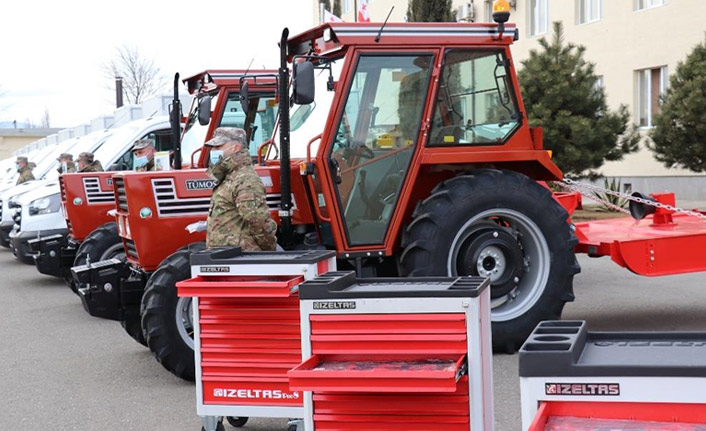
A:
447;208;550;322
175;296;195;350
100;243;126;261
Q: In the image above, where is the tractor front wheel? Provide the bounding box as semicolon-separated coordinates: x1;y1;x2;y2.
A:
141;242;205;381
71;222;123;294
400;169;580;352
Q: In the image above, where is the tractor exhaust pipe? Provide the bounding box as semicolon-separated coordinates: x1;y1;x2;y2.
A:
115;76;124;108
278;28;293;247
629;192;657;220
170;73;182;170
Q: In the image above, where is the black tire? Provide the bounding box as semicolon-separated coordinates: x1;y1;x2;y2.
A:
141;242;206;381
400;169;580;353
226;417;249;427
70;222;123;294
121;316;147;347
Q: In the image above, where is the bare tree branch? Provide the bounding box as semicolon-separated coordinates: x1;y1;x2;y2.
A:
101;45;168;105
41;107;50;128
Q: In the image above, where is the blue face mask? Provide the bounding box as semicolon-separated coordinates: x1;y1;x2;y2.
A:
15;163;20;171
210;150;224;166
133;156;148;169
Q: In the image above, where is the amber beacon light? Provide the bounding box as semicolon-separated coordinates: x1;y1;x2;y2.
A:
493;0;511;23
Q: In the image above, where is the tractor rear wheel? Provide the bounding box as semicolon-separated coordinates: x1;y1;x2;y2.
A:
71;222;123;294
141;242;206;381
400;169;580;353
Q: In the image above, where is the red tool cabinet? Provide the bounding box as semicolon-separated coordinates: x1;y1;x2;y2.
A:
289;271;493;431
176;247;336;431
520;321;706;431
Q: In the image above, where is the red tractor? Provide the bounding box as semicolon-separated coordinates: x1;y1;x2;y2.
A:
72;71;281;357
80;14;706;382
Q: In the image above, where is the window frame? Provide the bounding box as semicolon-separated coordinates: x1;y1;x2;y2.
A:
325;50;436;247
529;0;549;37
635;0;666;11
636;66;668;128
578;0;602;24
426;48;523;148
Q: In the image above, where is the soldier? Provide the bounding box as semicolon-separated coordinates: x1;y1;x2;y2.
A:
56;153;77;174
77;152;104;173
132;139;157;171
205;127;277;251
15;156;35;185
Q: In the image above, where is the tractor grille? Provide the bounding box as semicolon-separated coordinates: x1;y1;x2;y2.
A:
266;193;297;211
151;178;210;217
124;238;139;260
113;177;128;212
66;219;73;235
59;177;67;203
83;177;114;204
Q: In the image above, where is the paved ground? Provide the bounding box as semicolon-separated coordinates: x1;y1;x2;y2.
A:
1;248;705;431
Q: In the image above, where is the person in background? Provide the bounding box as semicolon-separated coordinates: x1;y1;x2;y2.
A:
16;156;35;185
205;127;277;251
56;153;77;174
77;152;104;173
132;139;156;172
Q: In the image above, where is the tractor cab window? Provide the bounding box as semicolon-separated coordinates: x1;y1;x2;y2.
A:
428;50;520;146
181;91;219;158
329;54;433;246
232;94;278;157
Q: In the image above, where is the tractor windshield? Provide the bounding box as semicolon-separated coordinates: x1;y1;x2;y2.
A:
428;49;521;146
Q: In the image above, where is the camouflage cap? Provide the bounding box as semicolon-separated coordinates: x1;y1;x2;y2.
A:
204;127;246;147
77;152;94;163
132;139;154;151
56;152;73;161
16;156;28;164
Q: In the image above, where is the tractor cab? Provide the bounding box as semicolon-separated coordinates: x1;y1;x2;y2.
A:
280;22;561;256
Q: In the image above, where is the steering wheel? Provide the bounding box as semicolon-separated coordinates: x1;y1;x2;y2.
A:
342;143;375;162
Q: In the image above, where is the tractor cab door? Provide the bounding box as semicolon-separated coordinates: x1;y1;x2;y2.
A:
325;52;435;247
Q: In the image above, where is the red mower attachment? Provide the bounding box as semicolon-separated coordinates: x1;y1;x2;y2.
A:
574;191;706;276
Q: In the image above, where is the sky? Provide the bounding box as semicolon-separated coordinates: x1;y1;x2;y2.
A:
0;0;315;128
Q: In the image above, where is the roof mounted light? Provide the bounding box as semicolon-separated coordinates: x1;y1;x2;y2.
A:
493;0;511;24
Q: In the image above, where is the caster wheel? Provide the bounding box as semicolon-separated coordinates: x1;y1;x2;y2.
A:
226;417;249;427
201;422;225;431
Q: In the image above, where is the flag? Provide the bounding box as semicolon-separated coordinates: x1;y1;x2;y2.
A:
358;0;370;22
324;9;343;22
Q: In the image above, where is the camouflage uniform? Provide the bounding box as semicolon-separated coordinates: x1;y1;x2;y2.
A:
77;152;104;173
56;153;77;174
16;157;35;185
80;161;103;173
206;128;277;250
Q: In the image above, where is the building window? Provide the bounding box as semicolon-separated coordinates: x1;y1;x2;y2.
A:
344;0;351;14
578;0;601;24
485;0;493;22
529;0;548;36
636;66;668;128
635;0;665;11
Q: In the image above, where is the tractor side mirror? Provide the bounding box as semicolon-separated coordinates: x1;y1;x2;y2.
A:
240;82;250;113
293;61;315;105
198;95;212;126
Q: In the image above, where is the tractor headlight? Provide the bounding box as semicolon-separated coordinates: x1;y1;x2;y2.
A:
29;194;61;216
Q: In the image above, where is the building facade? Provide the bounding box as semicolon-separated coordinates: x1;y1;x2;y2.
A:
0;128;60;160
314;0;706;199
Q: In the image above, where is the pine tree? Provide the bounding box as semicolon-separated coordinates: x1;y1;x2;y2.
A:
333;0;342;17
648;37;706;172
406;0;454;22
518;22;639;177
